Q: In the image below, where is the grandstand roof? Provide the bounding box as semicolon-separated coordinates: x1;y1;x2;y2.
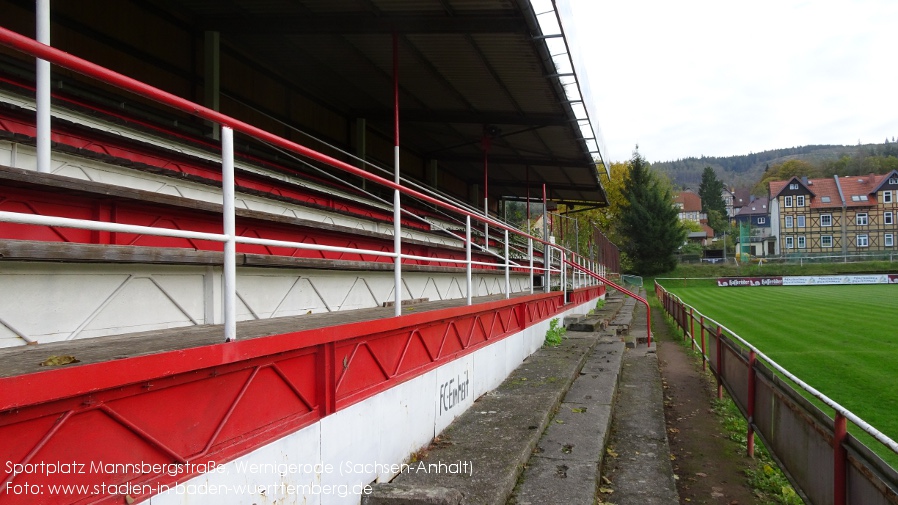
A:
129;0;609;205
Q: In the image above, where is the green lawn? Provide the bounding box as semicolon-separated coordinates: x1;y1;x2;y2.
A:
659;281;898;463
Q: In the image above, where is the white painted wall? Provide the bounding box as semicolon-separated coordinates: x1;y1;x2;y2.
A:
0;263;532;347
148;298;600;505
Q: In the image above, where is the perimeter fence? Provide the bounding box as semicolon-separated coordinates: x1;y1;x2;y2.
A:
655;280;898;505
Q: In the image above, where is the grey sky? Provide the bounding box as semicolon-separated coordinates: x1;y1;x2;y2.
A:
562;0;898;164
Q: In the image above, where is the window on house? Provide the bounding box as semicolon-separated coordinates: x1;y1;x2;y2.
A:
821;235;833;248
785;216;793;228
796;195;806;207
857;213;868;226
886;234;895;247
857;234;869;247
885;191;894;203
757;217;766;225
789;183;799;190
820;214;832;227
890;176;898;185
785;236;794;249
886;212;894;225
797;216;806;228
797;236;806;248
784;196;793;207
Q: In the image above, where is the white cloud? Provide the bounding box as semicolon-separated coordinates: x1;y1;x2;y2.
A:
563;0;898;162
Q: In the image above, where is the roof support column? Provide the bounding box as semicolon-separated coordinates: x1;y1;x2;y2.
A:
354;118;367;190
483;134;490;251
35;0;50;173
426;159;438;190
392;32;402;317
204;30;220;141
543;183;549;293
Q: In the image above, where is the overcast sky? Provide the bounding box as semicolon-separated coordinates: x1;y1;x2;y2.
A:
558;0;898;164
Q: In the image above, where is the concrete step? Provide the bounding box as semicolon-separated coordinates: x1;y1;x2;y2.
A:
364;292;640;505
509;340;624;505
566;317;607;332
364;333;604;505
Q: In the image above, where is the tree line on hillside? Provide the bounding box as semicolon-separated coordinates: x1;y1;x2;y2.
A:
653;141;898;192
501;140;898;277
751;145;898;194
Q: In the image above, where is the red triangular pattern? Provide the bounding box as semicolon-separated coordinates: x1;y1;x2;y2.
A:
17;409;173;498
367;331;411;376
271;352;319;411
460;316;485;346
109;369;250;458
217;367;313;444
416;323;446;359
335;344;390;398
438;320;465;357
395;330;435;376
0;413;60;481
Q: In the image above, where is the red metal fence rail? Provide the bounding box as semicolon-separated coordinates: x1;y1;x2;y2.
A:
655;281;898;505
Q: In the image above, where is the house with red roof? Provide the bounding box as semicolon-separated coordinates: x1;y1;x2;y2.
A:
674;191;704;223
674;191;716;245
769;170;898;254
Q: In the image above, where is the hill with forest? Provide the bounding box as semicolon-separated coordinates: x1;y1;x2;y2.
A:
652;141;898;194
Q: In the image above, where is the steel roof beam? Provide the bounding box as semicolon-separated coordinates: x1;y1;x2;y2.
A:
352;110;569;126
201;14;526;35
438;155;590;168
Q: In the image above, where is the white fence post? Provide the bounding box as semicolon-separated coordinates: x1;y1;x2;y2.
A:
504;229;510;299
221;126;236;342
466;215;472;305
36;0;51;173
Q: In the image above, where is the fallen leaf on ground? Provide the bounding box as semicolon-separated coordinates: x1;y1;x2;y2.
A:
40;355;80;366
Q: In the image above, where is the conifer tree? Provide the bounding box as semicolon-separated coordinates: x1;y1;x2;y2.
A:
617;149;686;275
698;166;727;233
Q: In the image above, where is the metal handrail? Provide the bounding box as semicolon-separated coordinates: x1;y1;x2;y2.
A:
566;258;651;346
0;25;613;341
654;281;898;455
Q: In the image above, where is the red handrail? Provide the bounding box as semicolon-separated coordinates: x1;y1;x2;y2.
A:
565;258;651;346
0;26;625;296
0;26;562;251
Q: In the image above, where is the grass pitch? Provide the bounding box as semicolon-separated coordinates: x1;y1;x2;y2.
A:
658;281;898;461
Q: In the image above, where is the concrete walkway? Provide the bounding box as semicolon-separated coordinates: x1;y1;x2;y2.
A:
600;302;679;504
364;290;678;505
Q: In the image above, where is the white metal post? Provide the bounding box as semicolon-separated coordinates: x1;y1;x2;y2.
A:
466;215;472;305
562;251;567;302
528;237;533;294
392;33;402;317
393;150;402;317
545;246;551;293
504;229;510;299
221;126;237;342
36;0;51;173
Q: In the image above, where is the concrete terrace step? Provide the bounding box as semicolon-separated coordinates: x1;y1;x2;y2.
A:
599;297;679;505
509;339;624;505
564;297;625;332
365;333;603;505
364;294;634;505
